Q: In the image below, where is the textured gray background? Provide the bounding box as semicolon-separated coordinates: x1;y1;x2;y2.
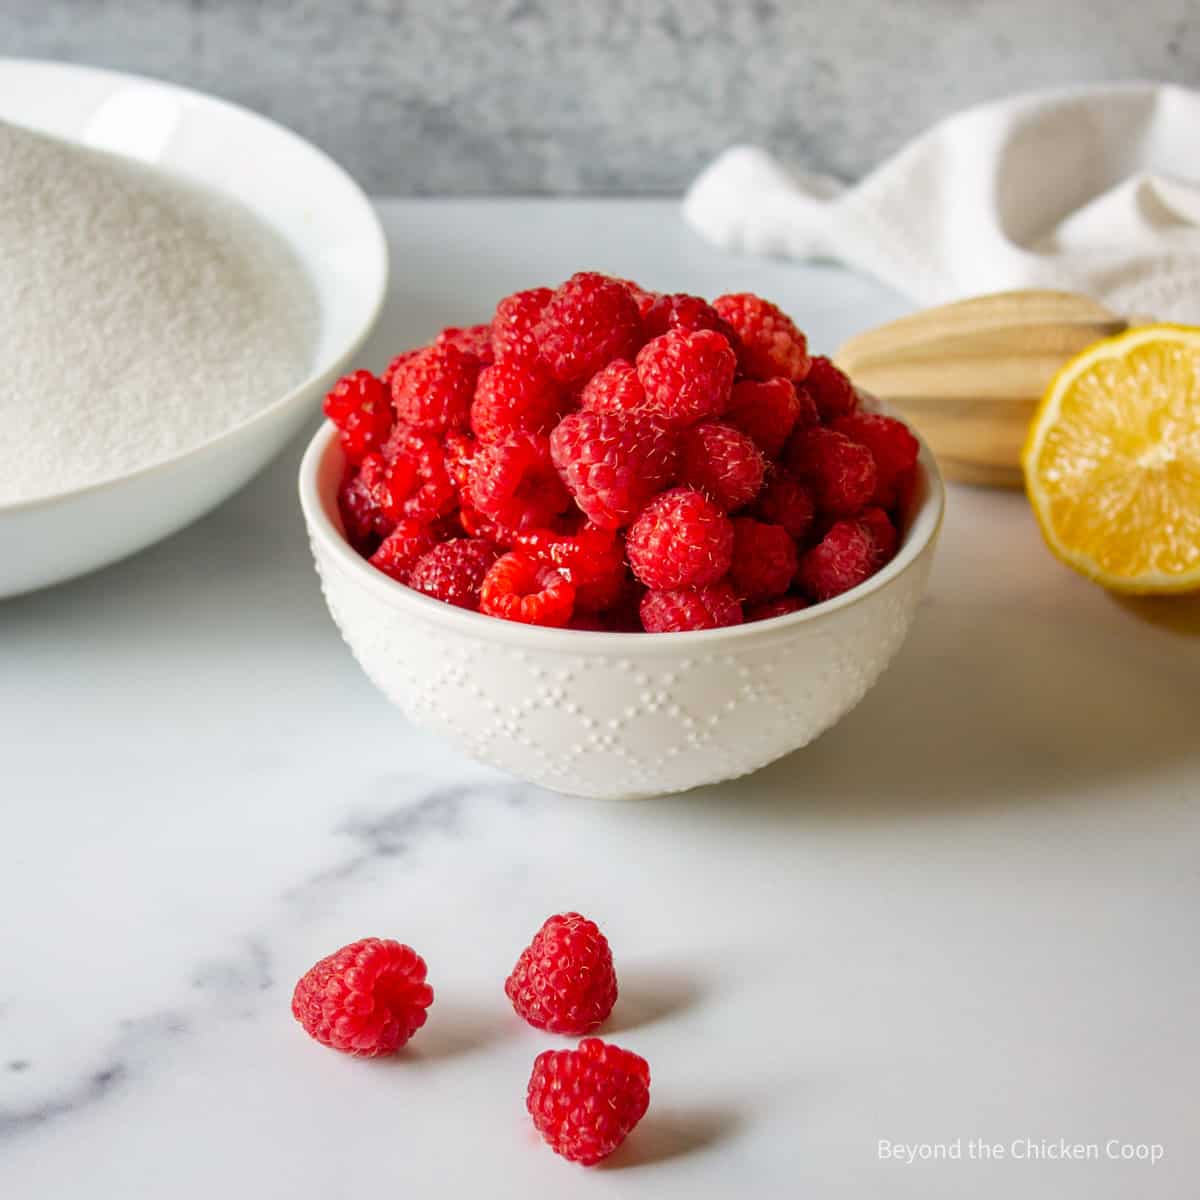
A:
4;0;1198;194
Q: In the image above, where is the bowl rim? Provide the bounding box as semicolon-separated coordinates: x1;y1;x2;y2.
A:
299;419;946;651
0;57;388;515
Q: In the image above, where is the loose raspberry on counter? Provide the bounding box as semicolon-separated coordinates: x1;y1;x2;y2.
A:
390;344;478;433
642;292;736;341
635;328;736;426
517;525;628;613
857;505;900;566
368;519;439;583
579;359;646;416
639;582;743;632
728;518;798;604
712;292;810;382
797;519;880;602
832;412;920;508
324;369;393;464
535;272;643;384
505;911;618;1033
291;937;433;1057
468;433;571;533
376;427;458;522
550;410;679;529
626;487;734;590
746;594;809;622
471;359;565;443
407;538;499;609
435;323;495;364
678;421;766;511
725;377;810;458
755;473;816;542
786;426;877;517
480;552;575;626
491;287;553;364
802;355;858;422
526;1038;650;1166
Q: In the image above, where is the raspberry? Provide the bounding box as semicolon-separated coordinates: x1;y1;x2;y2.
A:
746;594;809;621
678;421;766;511
640;583;742;632
291;938;433;1057
797;519;879;602
535;272;643;385
858;505;899;565
324;370;393;464
728;518;798;604
579;359;645;416
377;426;457;522
626;487;734;590
616;278;659;319
337;464;393;554
755;473;816;541
725;377;809;458
505;912;618;1033
712;292;810;381
368;519;438;583
526;1038;650;1166
390;344;477;433
468;433;570;533
407;538;499;609
832;412;920;508
471;359;564;442
491;287;553;364
442;430;477;493
435;323;495;364
382;349;420;390
802;355;858;422
786;427;876;517
516;525;627;613
480;552;575;627
550;411;679;529
635;328;736;426
642;292;737;342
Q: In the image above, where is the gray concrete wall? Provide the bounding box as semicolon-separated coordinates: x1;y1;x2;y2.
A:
4;0;1197;194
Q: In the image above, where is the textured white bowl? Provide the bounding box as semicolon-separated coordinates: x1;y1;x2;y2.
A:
301;424;944;799
0;59;387;598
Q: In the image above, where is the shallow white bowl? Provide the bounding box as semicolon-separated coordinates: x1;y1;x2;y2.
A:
300;424;945;799
0;59;387;598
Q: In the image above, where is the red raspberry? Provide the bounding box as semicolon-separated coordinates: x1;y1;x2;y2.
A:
368;519;438;583
802;355;858;422
442;430;477;493
549;411;679;529
505;911;618;1034
471;359;564;443
786;427;876;517
407;538;499;609
755;473;816;541
526;1038;650;1166
468;433;570;534
324;370;393;464
616;278;659;319
491;287;553;364
376;426;457;522
390;344;478;433
642;292;737;342
535;272;643;385
435;323;495;364
291;938;433;1057
579;359;646;416
832;412;919;508
746;594;809;621
640;582;743;632
797;519;879;602
678;421;766;511
337;464;393;554
728;518;798;604
635;328;736;426
382;349;420;389
857;505;899;565
480;552;575;627
626;488;734;590
725;377;809;458
516;525;627;614
711;293;810;381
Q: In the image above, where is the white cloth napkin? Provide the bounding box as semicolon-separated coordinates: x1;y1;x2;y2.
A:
683;83;1200;323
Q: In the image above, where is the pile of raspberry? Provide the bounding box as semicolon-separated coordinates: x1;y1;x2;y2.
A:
326;273;919;632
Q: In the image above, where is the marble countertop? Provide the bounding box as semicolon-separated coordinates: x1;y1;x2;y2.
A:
3;200;1197;1199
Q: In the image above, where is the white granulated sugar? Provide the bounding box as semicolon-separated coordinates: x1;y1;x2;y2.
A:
0;118;316;504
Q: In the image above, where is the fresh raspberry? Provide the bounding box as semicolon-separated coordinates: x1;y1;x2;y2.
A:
442;430;478;493
526;1038;650;1166
368;519;439;583
468;433;570;533
389;344;478;433
505;912;618;1033
516;525;627;613
746;594;809;621
491;287;553;364
802;355;858;422
797;519;880;602
616;278;659;319
471;359;564;443
728;518;798;604
724;377;809;458
337;464;393;554
786;427;877;517
435;323;495;364
550;410;679;529
579;359;646;416
382;349;420;389
535;272;643;385
832;412;919;508
291;938;433;1057
407;538;499;609
376;426;457;522
642;292;737;342
479;552;575;627
755;473;816;541
857;505;899;565
323;370;394;464
678;421;766;511
711;293;810;381
635;328;736;426
639;583;743;632
626;487;734;590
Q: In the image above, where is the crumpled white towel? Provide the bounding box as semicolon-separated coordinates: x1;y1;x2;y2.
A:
684;83;1200;323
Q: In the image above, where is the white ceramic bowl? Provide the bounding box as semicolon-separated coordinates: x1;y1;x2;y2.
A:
300;423;945;799
0;59;387;598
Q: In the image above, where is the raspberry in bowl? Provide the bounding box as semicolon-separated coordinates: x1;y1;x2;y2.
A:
299;275;944;799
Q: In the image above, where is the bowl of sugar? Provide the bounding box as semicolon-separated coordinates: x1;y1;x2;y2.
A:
0;59;387;598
